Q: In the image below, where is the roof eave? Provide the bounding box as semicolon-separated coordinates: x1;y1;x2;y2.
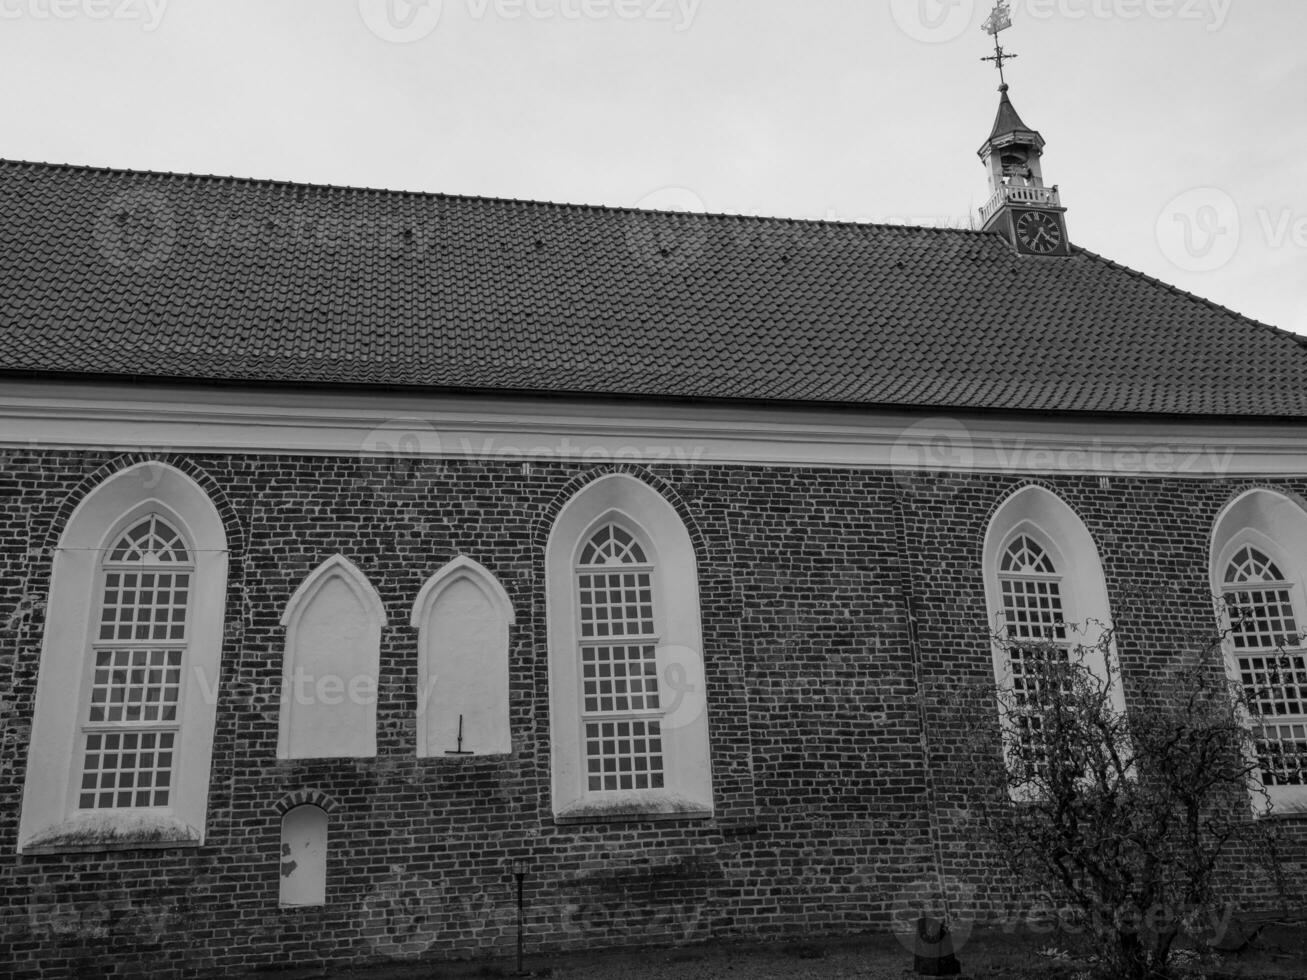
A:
5;367;1307;427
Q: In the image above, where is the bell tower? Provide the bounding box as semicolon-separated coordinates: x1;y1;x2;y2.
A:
976;2;1070;256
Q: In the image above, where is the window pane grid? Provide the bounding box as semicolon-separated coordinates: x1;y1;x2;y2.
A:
1008;642;1073;705
87;648;183;724
1254;723;1307;787
1239;651;1307;717
81;513;190;812
582;644;660;713
1226;588;1300;650
79;731;175;809
1008;642;1073;777
98;571;190;642
1000;578;1068;642
585;720;665;792
578;571;654;639
1220;547;1307;789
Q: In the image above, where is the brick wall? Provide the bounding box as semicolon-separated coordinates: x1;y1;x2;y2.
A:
1;450;1304;977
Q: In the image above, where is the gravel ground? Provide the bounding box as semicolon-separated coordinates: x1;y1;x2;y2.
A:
263;926;1307;980
300;933;986;980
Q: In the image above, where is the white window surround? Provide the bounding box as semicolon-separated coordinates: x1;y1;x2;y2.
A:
278;555;386;760
546;474;712;823
411;556;514;758
18;463;229;853
982;487;1125;783
1210;489;1307;816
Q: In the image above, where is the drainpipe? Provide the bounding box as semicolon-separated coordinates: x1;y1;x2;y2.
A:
892;490;952;927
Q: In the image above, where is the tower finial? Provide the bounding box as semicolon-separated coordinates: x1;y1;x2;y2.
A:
980;1;1016;88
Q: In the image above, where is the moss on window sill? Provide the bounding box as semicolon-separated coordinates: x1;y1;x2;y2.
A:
553;793;713;826
20;812;202;854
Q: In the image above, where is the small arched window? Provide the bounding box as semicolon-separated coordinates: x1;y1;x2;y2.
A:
79;515;193;811
280;804;328;907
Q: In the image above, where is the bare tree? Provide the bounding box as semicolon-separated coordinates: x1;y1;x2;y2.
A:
969;621;1286;980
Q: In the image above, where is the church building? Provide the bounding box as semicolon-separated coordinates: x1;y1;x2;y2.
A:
2;40;1306;977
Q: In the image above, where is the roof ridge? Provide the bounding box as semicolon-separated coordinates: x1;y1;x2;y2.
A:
0;156;984;236
1071;244;1307;350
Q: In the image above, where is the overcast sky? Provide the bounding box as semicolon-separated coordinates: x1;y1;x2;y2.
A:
2;0;1304;335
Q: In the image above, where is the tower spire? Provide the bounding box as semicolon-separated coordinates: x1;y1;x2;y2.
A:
974;1;1070;255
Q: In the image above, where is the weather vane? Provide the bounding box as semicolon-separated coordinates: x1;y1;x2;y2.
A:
981;0;1016;88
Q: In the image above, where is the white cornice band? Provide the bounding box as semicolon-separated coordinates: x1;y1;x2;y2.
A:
2;381;1307;478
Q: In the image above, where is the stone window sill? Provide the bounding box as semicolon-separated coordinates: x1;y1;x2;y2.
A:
1258;808;1307;822
20;812;202;855
553;794;713;826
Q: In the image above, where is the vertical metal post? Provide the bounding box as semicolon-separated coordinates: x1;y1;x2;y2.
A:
512;859;526;975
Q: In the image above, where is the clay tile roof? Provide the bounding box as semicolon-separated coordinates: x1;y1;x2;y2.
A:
3;158;1306;418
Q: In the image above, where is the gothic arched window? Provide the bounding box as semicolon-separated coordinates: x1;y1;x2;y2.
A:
983;486;1122;785
1211;490;1307;811
79;515;193;811
1219;538;1307;794
576;523;665;793
19;463;230;853
545;474;712;822
996;533;1073;770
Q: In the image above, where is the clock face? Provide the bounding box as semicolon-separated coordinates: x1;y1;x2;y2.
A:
1013;210;1066;255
